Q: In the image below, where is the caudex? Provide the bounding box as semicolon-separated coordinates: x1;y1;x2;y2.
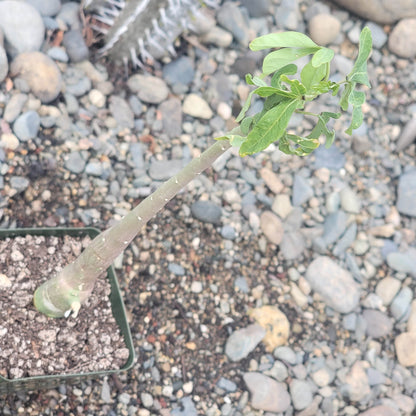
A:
34;28;373;318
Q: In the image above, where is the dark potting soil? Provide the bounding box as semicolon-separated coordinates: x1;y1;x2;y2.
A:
0;234;130;379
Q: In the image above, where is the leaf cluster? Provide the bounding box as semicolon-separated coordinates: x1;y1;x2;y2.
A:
218;28;372;157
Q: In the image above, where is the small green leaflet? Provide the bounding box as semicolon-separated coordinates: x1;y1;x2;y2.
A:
347;26;372;87
239;99;302;156
280;75;306;97
262;47;318;75
345;90;366;135
279;133;320;156
253;86;298;99
307;111;341;148
311;48;334;67
250;31;318;50
271;64;298;88
301;61;327;93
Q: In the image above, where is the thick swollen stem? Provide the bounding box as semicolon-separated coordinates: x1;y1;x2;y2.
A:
34;139;231;317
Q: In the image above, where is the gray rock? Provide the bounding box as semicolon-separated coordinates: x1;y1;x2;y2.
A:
26;0;61;17
168;263;185;276
171;396;197;416
148;159;183;181
333;222;357;257
340;187;361;214
243;372;291;413
366;22;388;49
313;145;345;170
65;74;91;97
85;161;103;177
0;1;45;57
396;118;416;151
225;324;266;362
101;377;111;403
273;346;297;364
390;287;413;321
290;379;314;410
64;151;86;174
10;176;29;193
63;30;89;63
159;98;182;139
182;94;213;119
217;2;250;46
362;309;393;338
109;96;134;129
343;313;357;331
280;230;305;260
0;45;7;83
3;93;28;123
316;210;349;251
306;256;360;313
13;111;40;141
387;248;416;277
191;200;222;224
329;0;416;24
275;0;301;30
292;175;314;206
129;142;145;171
221;225;237;240
359;405;401;416
388;18;416;58
127;74;169;104
304;2;331;21
47;46;69;63
163;57;194;92
217;377;237;392
240;0;270;17
260;211;284;245
56;1;81;29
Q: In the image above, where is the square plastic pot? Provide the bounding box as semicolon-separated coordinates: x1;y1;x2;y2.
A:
0;227;135;394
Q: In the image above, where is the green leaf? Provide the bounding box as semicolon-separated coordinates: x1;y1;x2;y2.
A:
279;133;320;156
250;31;318;51
311;48;334;67
345;106;363;135
280;75;306;96
240;116;253;135
347;27;372;87
340;82;354;111
253;86;298;99
239;99;301;156
236;90;255;122
300;61;327;93
271;64;298;88
308;111;341;148
262;47;318;75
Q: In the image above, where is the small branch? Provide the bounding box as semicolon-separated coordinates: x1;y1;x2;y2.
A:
34;139;232;317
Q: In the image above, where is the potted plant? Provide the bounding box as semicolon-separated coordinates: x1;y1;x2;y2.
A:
0;28;372;393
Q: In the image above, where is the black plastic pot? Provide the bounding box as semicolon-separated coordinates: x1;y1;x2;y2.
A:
0;227;135;394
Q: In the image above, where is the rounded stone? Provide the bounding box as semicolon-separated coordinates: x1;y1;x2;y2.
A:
308;14;341;45
395;332;416;367
127;74;169;104
182;94;213;119
10;52;62;103
388;19;416;58
260;211;284;245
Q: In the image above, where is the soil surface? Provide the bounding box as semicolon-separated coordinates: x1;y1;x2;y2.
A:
0;234;129;379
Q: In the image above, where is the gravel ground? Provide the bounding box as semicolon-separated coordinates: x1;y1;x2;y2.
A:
1;0;416;415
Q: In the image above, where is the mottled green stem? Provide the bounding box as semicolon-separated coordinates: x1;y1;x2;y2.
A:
34;139;231;317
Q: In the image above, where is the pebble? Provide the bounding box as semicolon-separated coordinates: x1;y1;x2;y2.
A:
275;0;300;30
56;1;82;30
64;151;86;174
375;277;401;305
388;18;416;58
396;117;416;151
26;0;61;17
390;287;413;321
109;96;134;129
313;145;345;170
308;14;341;45
162;57;194;93
396;170;416;217
47;46;69;63
330;0;416;24
10;52;62;103
224;324;265;362
13;111;40;141
359;405;401;416
140;392;153;408
0;273;12;288
217;377;237;392
365;22;388;49
290;379;314;410
217;2;250;46
0;1;45;57
127;74;169;104
333;222;357;257
148;159;183;181
201;26;233;48
272;194;292;219
3;93;28;123
292;174;314;206
260;211;284;245
306;256;360;313
340;187;361;214
342;361;370;402
171;396;197;416
273;346;297;365
0;45;7;83
101;377;111;403
395;332;416;367
182;94;213;119
259;167;284;194
387;248;416;277
243;372;290;412
191;200;222;224
248;306;290;351
362;309;393;338
159;98;182;139
63;29;89;63
10;176;29;193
